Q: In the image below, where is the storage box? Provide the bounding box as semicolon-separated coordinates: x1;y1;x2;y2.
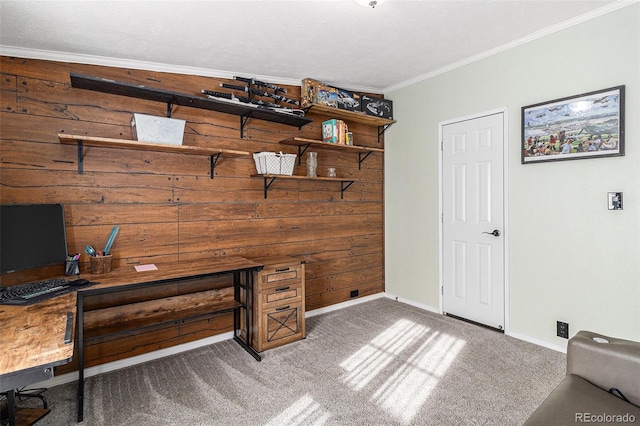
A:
302;78;361;112
361;95;393;120
131;113;186;145
253;152;296;175
322;119;347;144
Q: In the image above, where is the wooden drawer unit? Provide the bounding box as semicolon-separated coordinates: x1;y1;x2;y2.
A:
251;257;305;352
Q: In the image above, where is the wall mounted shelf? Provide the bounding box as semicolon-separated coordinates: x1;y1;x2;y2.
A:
251;175;355;199
280;137;384;169
69;73;313;138
58;134;250;179
303;104;395;143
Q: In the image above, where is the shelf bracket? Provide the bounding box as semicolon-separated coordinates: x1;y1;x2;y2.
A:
76;139;85;174
296;144;311;165
240;113;252;138
341;180;355;199
166;98;176;118
358;151;373;170
377;123;394;143
210;153;221;179
262;176;277;199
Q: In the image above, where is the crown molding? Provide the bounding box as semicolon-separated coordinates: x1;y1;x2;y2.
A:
383;0;639;94
0;45;305;87
0;45;384;94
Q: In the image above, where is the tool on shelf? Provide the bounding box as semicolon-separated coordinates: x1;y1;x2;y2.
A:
202;75;304;117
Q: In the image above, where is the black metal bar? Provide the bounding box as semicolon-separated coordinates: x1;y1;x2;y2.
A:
210;153;221;179
77;140;84;174
263;177;277;199
341;180;355;199
358;151;372;170
7;389;16;426
297;144;311;165
240;113;251;138
377;123;394;143
70;73;312;130
76;294;85;422
166;99;174;118
233;271;240;341
232;269;261;361
243;270;250;347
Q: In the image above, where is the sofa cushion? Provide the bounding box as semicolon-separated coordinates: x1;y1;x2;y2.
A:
568;331;640;407
524;374;640;426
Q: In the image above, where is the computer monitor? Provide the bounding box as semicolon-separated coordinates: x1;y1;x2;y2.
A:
1;203;68;274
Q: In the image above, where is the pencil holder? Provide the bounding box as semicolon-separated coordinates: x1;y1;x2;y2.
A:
65;259;80;276
90;255;113;274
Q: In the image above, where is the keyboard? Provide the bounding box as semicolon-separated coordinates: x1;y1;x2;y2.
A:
0;277;92;306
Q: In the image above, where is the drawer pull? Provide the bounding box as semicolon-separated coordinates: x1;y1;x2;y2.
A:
275;267;290;272
275;305;290;311
275;286;290;292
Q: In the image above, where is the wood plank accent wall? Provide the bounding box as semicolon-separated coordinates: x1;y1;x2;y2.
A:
0;56;385;316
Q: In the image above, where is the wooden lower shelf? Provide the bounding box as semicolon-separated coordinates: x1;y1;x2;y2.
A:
85;299;241;338
250;174;355;199
280;137;384;169
13;407;50;426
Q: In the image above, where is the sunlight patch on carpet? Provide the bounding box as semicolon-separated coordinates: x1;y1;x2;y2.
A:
264;393;331;426
339;318;429;391
372;331;466;424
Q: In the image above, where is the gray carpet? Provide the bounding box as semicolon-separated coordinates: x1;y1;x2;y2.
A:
27;298;565;425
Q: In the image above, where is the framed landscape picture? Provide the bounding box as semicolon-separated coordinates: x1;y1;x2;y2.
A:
521;86;625;164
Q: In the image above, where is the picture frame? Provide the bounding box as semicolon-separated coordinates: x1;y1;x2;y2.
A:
521;86;624;164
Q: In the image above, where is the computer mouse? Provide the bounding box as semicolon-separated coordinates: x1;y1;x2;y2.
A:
69;278;90;286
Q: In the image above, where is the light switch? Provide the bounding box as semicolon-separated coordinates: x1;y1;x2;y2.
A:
608;192;623;210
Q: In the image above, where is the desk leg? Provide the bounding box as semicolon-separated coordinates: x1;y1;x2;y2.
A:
76;294;85;422
7;389;16;426
232;269;261;361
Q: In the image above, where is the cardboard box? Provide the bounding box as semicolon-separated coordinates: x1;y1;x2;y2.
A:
302;78;361;112
361;95;393;120
322;119;339;143
131;113;186;145
322;119;347;144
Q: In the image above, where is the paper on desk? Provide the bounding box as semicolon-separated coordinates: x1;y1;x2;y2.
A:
135;264;158;272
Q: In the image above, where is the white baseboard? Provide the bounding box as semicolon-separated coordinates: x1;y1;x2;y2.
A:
383;292;440;313
32;294;386;390
382;293;567;354
29;292;563;391
305;293;385;318
31;331;234;389
506;330;567;354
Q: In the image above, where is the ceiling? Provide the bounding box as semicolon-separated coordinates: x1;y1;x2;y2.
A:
0;0;627;93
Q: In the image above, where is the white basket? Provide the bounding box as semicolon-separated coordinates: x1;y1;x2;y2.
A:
253;152;296;175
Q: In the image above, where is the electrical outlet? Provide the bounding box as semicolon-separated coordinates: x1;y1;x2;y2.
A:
350;289;359;298
557;321;569;339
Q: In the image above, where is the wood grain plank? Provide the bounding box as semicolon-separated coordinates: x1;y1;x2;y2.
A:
2;56;385;371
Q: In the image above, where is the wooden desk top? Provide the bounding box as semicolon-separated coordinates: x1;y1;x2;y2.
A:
0;256;262;376
0;292;76;376
79;256;264;293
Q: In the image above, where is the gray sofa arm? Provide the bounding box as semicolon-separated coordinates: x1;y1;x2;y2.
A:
568;330;640;407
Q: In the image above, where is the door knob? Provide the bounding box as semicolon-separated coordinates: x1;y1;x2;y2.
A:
482;229;501;237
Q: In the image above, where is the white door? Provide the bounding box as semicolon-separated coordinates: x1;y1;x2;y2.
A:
442;112;505;330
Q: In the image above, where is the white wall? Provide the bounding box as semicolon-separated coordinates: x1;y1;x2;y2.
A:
385;4;640;347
